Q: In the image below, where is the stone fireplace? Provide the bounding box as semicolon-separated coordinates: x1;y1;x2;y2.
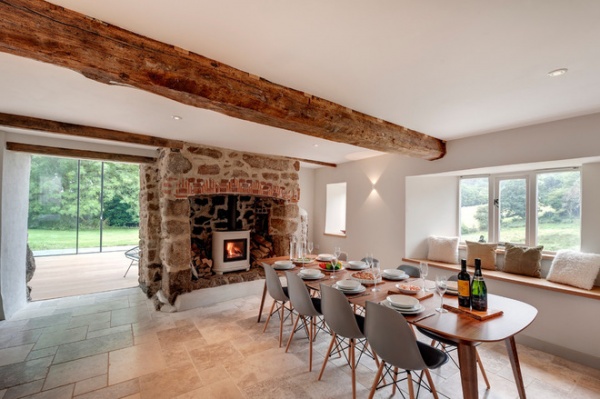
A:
138;144;300;307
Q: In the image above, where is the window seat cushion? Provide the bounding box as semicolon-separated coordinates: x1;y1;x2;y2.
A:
402;257;600;301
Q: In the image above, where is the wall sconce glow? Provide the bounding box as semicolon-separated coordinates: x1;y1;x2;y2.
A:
172;115;183;120
547;68;568;77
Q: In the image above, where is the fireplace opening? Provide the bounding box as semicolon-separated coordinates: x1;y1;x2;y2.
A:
224;238;247;262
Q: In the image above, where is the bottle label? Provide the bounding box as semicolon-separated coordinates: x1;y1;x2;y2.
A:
458;280;470;298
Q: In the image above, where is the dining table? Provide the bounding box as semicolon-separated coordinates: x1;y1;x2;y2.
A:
257;256;538;399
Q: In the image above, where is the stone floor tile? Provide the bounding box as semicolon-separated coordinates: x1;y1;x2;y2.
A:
33;327;87;351
68;312;111;330
110;307;151;328
108;341;167;385
0;356;53;390
53;331;132;365
139;365;203;399
24;384;74;399
86;324;131;340
188;341;244;373
73;378;139;399
24;313;72;331
26;346;58;362
0;329;42;350
72;375;107;396
43;354;108;391
156;322;203;348
2;379;44;399
0;344;35;367
176;379;245;399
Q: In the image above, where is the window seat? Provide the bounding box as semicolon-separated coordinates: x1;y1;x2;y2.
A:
402;258;600;301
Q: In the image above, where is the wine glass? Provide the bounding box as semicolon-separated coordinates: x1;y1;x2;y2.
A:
299;240;307;271
371;260;381;292
331;246;342;279
419;261;429;292
436;275;448;313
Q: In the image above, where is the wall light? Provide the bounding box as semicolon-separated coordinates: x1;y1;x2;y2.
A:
547;68;568;77
172;115;183;120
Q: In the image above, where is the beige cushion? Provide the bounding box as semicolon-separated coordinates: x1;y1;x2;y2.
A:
466;241;498;270
502;243;543;278
427;236;459;264
547;250;600;290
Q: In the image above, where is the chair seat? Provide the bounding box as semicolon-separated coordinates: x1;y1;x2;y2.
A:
282;286;289;298
417;341;449;370
311;297;322;314
417;327;459;347
354;314;365;334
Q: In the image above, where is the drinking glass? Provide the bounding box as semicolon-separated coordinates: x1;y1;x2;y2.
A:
371;260;381;292
299;240;307;271
419;261;429;292
307;241;314;256
330;257;338;279
436;275;448;313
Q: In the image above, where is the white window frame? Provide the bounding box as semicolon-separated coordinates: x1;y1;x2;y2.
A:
325;182;347;237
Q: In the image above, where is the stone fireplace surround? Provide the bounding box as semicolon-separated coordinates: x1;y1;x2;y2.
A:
138;144;300;308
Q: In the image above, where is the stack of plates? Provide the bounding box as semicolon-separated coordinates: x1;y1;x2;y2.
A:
333;279;366;294
316;253;334;261
298;269;324;280
382;269;409;280
347;260;368;270
273;260;294;270
446;280;458;295
384;295;424;314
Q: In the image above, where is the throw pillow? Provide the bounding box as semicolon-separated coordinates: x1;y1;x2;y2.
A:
502;243;543;278
466;241;498;270
547;250;600;290
427;236;459;264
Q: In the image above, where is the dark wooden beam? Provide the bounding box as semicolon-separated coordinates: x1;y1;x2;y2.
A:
286;156;336;168
0;112;184;149
0;0;446;160
6;142;156;164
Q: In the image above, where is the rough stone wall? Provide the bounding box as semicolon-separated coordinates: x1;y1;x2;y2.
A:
139;163;162;297
140;144;301;305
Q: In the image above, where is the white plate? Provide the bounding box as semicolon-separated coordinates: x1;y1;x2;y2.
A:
386;294;419;309
333;283;366;294
394;283;422;295
299;271;325;280
316;253;334;261
382;300;425;315
347;260;368;270
337;279;361;290
292;258;313;264
273;260;294;270
446;281;458;290
382;270;409;281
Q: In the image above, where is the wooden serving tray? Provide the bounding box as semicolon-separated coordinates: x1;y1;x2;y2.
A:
442;302;503;321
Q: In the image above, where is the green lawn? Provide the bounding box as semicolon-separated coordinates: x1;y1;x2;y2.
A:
28;228;139;251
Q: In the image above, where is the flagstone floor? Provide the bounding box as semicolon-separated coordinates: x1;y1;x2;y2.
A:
1;286;599;399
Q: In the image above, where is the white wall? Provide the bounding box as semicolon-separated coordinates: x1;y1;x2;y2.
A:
0;132;32;319
314;112;600;368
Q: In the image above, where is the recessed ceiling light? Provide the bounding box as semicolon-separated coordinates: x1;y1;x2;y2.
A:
547;68;568;77
172;115;183;120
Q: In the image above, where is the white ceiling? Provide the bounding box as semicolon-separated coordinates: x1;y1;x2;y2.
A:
2;0;600;166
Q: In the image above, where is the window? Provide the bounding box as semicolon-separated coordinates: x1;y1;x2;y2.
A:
459;169;580;251
325;182;346;236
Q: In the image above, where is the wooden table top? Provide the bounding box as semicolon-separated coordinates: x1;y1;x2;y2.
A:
262;256;538;344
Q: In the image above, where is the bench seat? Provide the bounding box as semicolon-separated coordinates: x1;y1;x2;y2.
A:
402;257;600;301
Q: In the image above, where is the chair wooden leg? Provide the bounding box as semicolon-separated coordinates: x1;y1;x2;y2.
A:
423;368;439;399
476;348;491;389
406;371;415;399
278;300;285;347
391;366;399;395
285;314;301;353
368;361;385;399
350;339;356;399
263;301;276;333
309;317;314;371
318;332;337;381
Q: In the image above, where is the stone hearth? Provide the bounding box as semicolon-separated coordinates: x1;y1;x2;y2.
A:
138;144;300;307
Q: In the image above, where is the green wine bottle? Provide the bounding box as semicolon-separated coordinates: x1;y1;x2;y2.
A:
471;258;487;311
457;258;471;308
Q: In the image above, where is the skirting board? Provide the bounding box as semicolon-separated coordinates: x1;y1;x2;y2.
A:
516;334;600;370
173;279;264;312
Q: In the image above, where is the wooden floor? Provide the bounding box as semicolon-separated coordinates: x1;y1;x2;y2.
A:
29;251;139;301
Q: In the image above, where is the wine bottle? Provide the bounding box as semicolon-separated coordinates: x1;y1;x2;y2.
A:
471;258;488;311
457;258;471;308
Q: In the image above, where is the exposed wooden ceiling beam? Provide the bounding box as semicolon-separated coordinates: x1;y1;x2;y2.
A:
0;112;184;149
0;0;446;160
6;142;156;164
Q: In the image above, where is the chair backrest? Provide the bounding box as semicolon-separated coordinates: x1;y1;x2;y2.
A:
319;284;364;339
338;252;348;261
285;271;321;317
397;264;420;278
262;263;289;302
448;274;458;282
365;301;427;371
361;257;380;263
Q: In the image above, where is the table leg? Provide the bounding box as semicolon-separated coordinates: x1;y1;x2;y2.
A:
505;336;527;398
257;281;267;323
457;342;478;399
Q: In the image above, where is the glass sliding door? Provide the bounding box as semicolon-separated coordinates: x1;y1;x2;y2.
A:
28;155;140;255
